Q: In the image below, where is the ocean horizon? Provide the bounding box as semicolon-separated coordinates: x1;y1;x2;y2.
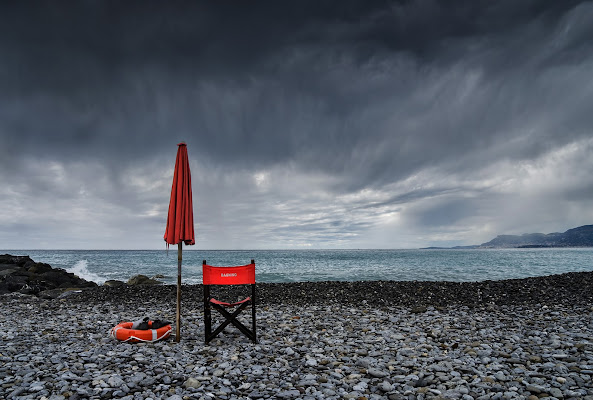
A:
3;248;593;286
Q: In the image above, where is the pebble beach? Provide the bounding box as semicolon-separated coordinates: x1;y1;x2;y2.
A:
2;272;593;400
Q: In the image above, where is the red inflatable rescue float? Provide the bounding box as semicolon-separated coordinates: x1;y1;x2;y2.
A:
110;321;172;343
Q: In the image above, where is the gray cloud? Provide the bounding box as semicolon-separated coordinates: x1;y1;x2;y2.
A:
1;1;592;249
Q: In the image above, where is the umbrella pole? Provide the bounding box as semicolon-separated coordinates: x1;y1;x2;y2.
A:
176;242;182;342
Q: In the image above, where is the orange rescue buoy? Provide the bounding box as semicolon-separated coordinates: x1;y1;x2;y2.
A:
110;321;172;343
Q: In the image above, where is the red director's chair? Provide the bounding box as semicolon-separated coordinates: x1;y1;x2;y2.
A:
202;259;257;343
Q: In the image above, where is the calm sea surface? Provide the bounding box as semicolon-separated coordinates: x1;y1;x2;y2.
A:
2;249;593;285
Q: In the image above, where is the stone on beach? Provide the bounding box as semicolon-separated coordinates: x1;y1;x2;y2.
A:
127;274;163;286
104;279;126;287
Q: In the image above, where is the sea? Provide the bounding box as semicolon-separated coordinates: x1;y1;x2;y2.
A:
2;248;593;285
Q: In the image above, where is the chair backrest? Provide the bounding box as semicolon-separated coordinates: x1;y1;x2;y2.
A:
202;260;255;285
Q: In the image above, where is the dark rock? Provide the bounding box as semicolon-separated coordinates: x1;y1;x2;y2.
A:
127;275;163;285
40;270;76;287
0;254;34;266
4;275;29;291
27;262;53;274
0;266;19;276
0;262;20;270
38;269;96;289
104;280;126;287
0;254;97;299
413;378;431;387
8;269;31;277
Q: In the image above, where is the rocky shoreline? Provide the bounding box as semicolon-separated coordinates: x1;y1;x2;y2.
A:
0;254;97;298
3;252;593;309
2;257;593;400
62;270;593;309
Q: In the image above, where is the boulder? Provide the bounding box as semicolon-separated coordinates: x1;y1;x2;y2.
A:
0;266;19;277
38;269;96;289
27;262;53;274
127;274;163;285
40;270;75;287
4;275;29;292
0;254;34;266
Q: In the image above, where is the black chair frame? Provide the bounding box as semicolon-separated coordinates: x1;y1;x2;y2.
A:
203;259;257;343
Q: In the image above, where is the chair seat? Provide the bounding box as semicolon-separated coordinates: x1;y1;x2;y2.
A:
210;297;251;308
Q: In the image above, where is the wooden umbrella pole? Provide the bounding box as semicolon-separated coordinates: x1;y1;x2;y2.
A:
176;242;182;342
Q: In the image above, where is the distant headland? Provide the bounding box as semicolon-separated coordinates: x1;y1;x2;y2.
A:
423;224;593;249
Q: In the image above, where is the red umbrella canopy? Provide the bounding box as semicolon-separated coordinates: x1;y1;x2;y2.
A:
164;142;195;246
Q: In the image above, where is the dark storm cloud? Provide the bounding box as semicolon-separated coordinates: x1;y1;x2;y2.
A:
3;1;589;170
1;1;593;249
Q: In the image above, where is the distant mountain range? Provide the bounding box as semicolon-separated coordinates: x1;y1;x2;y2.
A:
424;225;593;249
479;224;593;248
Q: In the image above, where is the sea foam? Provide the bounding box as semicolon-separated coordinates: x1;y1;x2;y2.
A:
67;260;106;285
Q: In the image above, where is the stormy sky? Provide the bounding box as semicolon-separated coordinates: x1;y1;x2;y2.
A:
1;1;592;250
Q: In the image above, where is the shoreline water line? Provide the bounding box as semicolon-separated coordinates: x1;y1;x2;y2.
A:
2;248;593;285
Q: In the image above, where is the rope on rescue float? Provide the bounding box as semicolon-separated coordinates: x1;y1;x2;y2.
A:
110;324;172;343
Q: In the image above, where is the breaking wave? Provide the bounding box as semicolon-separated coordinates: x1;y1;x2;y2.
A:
67;260;107;285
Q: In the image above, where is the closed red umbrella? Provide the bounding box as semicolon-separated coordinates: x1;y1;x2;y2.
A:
164;142;195;342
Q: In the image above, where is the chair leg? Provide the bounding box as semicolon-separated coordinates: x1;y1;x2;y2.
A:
251;284;257;343
206;302;256;343
203;286;212;343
